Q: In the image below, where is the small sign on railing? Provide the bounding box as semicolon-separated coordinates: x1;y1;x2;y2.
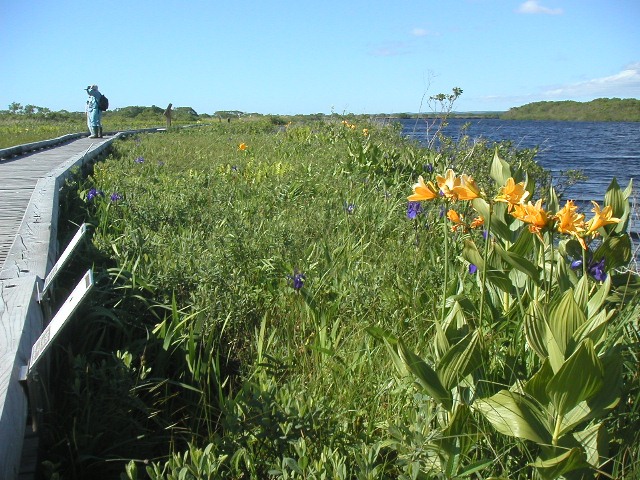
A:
39;223;88;301
29;269;94;371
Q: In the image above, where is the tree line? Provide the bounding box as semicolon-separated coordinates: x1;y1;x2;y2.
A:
501;98;640;122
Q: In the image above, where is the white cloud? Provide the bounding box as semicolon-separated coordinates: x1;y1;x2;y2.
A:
411;28;430;37
516;1;563;15
542;63;640;98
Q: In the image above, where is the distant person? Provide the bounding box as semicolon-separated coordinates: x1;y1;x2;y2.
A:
163;103;172;128
85;85;103;138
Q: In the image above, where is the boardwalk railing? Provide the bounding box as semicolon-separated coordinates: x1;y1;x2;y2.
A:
0;128;165;479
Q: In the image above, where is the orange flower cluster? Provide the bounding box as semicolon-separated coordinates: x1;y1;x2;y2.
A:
408;170;621;248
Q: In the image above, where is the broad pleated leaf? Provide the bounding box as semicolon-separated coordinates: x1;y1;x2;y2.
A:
531;448;588;480
587;275;610;319
471;197;512;240
573;309;612;349
615;179;634;233
462;239;485;270
474;390;551;444
546;339;604;417
494;242;541;285
594;234;632;270
524;300;548;360
398;340;453;411
573;422;608;467
437;331;482;391
523;359;553;405
548;288;586;358
560;348;622;435
573;274;590;310
490;149;512;186
485;269;514;293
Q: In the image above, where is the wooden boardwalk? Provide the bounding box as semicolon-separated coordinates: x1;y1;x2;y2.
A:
0;134;113;480
0;136;108;272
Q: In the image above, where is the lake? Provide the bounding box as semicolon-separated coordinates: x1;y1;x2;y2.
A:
400;118;639;237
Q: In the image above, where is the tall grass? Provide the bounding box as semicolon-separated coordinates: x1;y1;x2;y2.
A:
43;118;639;479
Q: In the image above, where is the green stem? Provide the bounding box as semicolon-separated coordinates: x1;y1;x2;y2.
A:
552;413;564;447
441;210;448;323
478;204;492;339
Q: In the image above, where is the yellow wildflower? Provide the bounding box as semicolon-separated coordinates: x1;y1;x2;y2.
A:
495;177;530;211
470;216;485;229
408;176;439;201
512;199;550;240
586;201;620;234
447;209;466;232
453;174;481;200
238;142;248;151
436;169;481;201
555;200;587;249
363;128;369;136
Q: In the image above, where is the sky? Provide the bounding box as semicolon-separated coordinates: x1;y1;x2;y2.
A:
1;0;638;115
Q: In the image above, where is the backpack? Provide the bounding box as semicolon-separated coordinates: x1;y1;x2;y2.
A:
98;94;109;111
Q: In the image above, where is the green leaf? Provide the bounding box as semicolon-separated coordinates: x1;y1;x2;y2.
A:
587;274;611;319
560;348;622;435
485;269;514;293
573;274;590;310
454;458;494;478
523;359;553;406
546;339;604;417
573;309;612;349
594;234;632;270
548;288;586;360
494;242;541;286
474;390;551;444
398;340;453;411
490;149;511;186
471;198;512;240
531;448;589;480
462;239;485;270
524;300;548;360
573;422;608;467
437;331;482;391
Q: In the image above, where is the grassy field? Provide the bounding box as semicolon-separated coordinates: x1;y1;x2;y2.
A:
32;118;640;479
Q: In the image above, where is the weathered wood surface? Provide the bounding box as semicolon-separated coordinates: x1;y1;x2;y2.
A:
0;134;116;480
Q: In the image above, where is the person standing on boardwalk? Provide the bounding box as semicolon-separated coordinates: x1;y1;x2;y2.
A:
85;85;103;138
163;103;172;128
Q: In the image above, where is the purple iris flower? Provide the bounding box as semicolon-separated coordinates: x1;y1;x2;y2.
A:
589;258;607;282
570;257;608;281
469;264;478;275
135;156;145;163
407;201;423;219
425;163;434;173
110;192;123;202
288;270;305;291
345;203;356;214
87;188;104;201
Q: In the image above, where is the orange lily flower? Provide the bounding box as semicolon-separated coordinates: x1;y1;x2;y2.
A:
495;177;530;211
512;199;550;240
470;216;485;229
408;176;439;201
447;209;466;232
586;201;620;234
436;169;481;201
238;142;248;151
555;200;587;249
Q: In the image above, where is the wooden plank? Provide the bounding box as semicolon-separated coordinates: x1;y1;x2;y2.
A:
0;135;118;480
0;275;42;480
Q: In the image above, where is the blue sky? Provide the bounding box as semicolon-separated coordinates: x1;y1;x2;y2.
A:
1;0;638;115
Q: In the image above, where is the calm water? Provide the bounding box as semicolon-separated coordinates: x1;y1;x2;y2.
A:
401;118;640;234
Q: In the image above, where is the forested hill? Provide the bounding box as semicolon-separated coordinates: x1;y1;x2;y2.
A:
501;98;640;121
